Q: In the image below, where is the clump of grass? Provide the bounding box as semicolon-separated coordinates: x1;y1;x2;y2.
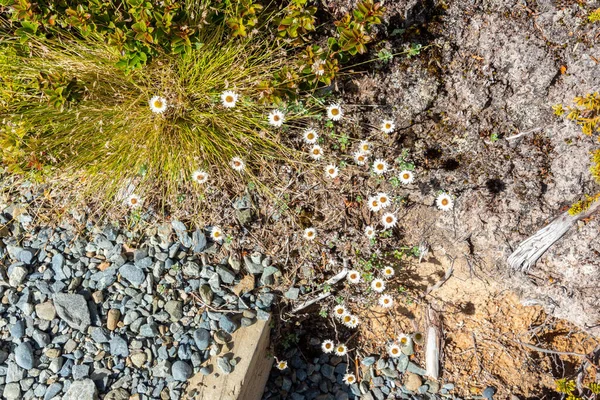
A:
0;27;309;211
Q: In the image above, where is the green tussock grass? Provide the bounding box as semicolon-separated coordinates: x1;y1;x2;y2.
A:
0;27;311;212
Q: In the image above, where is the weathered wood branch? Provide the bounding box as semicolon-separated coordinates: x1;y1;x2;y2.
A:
508;199;600;272
291;267;348;314
425;305;443;379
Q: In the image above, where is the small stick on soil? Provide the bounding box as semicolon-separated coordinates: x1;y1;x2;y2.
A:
472;332;483;375
515;340;588;357
290;267;349;314
190;292;244;314
506;126;546;141
424;262;454;296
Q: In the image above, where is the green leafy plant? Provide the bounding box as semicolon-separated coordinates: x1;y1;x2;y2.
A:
276;0;317;44
329;0;385;57
377;48;393;63
406;43;422;58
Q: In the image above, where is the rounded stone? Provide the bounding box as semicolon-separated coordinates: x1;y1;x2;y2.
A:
171;361;192;382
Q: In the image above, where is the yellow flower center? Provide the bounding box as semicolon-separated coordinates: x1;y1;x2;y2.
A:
384;299;390;304
400;338;407;344
329;168;335;174
313;149;320;155
214;231;221;238
376;282;382;288
392;348;399;355
331;108;339;116
130;198;138;204
350;273;357;279
403;173;410;179
380;196;386;203
234;161;241;167
337;347;344;353
442;198;449;206
197;174;204;181
386;216;393;223
307;133;314;140
362;145;369;151
358;155;364;161
273;115;280;121
377;164;384;171
385;123;391;129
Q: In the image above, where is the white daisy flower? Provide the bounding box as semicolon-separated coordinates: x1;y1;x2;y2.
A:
364;226;376;239
388;343;402;358
372;159;389;175
149;96;167;114
381;212;397;230
341;313;353;327
398;170;415;184
230;157;245;171
342;373;356;385
326;103;343;121
335;344;348;356
324;164;339;179
303;128;319;144
309;145;324;160
347;270;361;284
126;194;142;208
398;333;412;347
378;294;394;308
367;197;381;212
333;305;347;319
353;151;368;165
303;227;317;241
347;315;359;328
436;193;454;211
220;90;239;108
371;278;385;293
321;340;335;354
358;141;371;154
275;360;288;370
268;110;285;127
382;266;395;278
192;169;209;184
377;192;391;209
381;119;395;133
210;226;224;242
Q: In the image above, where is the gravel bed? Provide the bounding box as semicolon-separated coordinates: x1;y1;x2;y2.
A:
262;341;461;400
0;204;276;399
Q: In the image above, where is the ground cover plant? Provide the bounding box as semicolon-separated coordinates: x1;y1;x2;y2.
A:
0;0;385;214
1;0;600;399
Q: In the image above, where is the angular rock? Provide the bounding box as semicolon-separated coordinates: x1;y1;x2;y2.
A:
165;300;183;321
53;293;91;331
119;263;145;286
15;342;34;370
62;379;98;400
219;314;239;334
9;265;28;287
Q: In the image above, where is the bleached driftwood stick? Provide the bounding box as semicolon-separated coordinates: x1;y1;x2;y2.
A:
508;199;600;272
291;267;348;314
425;305;443;380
